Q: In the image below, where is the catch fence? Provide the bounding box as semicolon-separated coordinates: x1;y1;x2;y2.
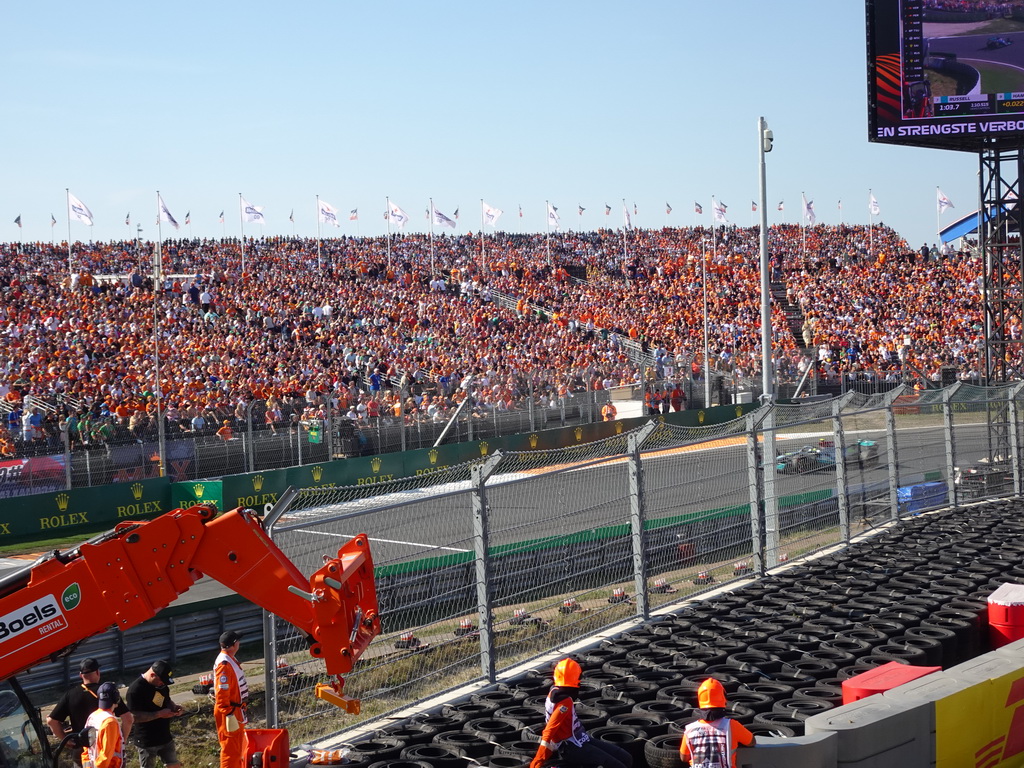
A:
256;380;1022;745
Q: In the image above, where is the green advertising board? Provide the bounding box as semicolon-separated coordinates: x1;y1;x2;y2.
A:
0;477;171;541
170;479;224;511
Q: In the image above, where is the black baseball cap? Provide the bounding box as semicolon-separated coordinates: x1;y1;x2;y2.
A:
97;682;120;707
151;660;174;685
219;630;242;648
80;658;100;674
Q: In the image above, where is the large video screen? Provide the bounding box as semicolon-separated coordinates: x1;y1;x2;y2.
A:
867;0;1024;150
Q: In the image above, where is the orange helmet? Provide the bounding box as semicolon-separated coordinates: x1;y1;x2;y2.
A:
696;677;727;709
553;658;581;688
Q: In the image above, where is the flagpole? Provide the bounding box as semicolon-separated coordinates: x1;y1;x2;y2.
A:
152;191;166;476
545;200;551;266
429;198;436;275
621;198;628;265
868;188;874;259
935;186;941;240
238;194;246;276
386;196;392;268
479;199;486;273
65;189;73;276
156;192;163;283
316;195;323;271
711;197;717;263
801;192;806;260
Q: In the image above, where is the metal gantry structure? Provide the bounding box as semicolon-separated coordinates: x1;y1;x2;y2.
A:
979;142;1024;461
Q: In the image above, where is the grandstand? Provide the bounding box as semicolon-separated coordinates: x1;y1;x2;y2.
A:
0;224;981;475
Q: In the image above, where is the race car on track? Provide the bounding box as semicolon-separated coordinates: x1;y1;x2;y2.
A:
987;36;1013;49
776;438;880;474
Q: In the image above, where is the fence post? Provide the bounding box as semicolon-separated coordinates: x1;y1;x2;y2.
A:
246;400;257;473
261;487;300;730
832;400;850;543
746;412;766;576
472;452;503;683
1010;383;1024;496
325;396;334;462
763;406;779;568
943;383;960;507
628;422;657;621
528;380;536;432
64;429;72;490
263;608;278;728
884;387;903;522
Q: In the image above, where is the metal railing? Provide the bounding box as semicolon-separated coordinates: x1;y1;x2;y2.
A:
256;380;1022;744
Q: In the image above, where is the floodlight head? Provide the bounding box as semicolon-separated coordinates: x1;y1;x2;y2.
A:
762;129;774;153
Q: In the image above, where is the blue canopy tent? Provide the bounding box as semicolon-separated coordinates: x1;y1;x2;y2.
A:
939;204;1008;243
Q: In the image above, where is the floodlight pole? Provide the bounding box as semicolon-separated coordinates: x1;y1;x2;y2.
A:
758;116;774;402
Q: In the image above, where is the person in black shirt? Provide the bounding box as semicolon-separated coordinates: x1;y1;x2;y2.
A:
126;660;183;768
47;658;133;766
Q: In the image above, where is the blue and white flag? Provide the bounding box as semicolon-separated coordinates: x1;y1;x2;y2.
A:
713;198;728;224
158;194;180;230
482;201;503;228
68;192;94;226
868;192;880;218
241;196;266;224
318;199;340;227
937;188;954;215
432;205;456;229
803;193;817;225
388;200;410;229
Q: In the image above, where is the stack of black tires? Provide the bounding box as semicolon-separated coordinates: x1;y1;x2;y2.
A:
350;499;1024;768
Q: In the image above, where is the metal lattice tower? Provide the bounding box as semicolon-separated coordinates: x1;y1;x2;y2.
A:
979;143;1024;461
980;143;1024;383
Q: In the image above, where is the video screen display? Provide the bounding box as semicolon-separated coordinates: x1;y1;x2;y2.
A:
867;0;1024;150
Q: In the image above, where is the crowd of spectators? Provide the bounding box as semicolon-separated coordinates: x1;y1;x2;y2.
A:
0;222;983;456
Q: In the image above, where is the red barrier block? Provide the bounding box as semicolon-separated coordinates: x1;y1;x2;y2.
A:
989;583;1024;649
842;662;941;704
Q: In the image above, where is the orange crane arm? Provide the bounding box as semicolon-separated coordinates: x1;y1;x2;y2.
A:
0;505;379;710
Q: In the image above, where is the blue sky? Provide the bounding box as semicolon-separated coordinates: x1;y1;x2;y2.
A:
2;1;978;249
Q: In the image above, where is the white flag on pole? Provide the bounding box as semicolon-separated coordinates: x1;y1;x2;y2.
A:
432;204;457;229
388;201;410;229
482;201;503;228
546;203;560;230
623;201;632;229
868;192;880;217
803;194;817;225
712;199;728;224
158;194;180;230
937;188;954;215
68;192;94;226
241;196;266;224
318;199;340;227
